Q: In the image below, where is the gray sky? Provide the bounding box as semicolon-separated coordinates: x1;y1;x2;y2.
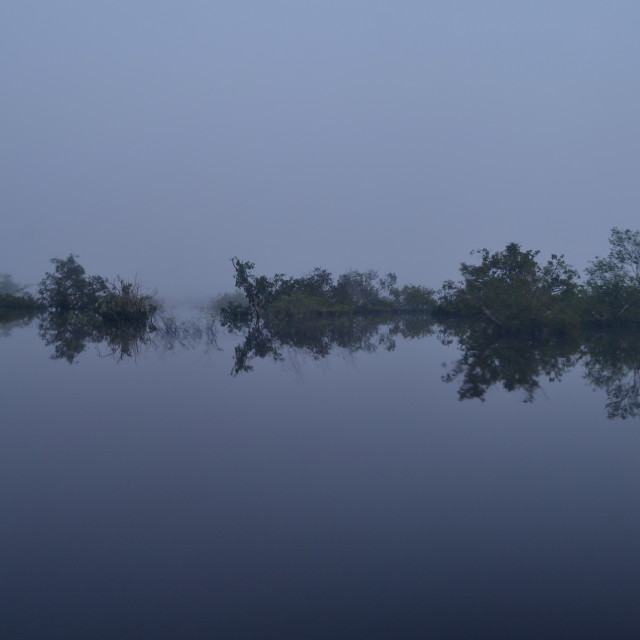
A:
2;1;640;301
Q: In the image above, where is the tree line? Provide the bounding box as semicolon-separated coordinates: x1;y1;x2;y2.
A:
4;242;640;417
221;227;640;331
3;227;640;332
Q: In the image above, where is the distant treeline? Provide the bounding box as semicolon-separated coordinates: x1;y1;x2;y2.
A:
435;228;640;332
221;228;640;331
4;227;640;332
218;257;435;327
5;244;640;417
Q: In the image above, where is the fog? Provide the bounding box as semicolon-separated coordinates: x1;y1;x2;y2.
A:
2;1;639;302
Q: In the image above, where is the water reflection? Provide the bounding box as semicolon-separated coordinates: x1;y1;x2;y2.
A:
0;308;36;337
224;314;434;375
4;308;640;419
33;309;218;363
150;314;219;354
438;319;581;403
582;333;640;419
37;309;157;363
439;319;640;420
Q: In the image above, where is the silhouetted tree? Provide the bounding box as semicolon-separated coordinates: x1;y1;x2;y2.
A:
438;243;579;332
583;228;640;323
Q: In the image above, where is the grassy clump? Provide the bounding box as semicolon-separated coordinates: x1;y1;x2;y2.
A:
98;278;157;325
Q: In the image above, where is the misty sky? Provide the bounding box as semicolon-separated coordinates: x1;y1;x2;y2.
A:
3;1;640;301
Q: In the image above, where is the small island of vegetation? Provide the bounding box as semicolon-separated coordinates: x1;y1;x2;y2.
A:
3;227;640;378
214;227;640;335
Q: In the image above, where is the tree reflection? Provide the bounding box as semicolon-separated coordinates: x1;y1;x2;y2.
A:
0;308;36;338
223;313;435;376
15;302;640;421
151;314;218;354
582;333;640;419
37;309;218;363
38;310;157;363
439;320;581;402
438;318;640;419
230;321;284;375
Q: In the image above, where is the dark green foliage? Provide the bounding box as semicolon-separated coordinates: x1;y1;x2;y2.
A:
437;243;579;332
38;255;109;312
38;255;156;322
99;277;158;325
393;284;437;312
293;267;334;297
269;293;347;316
230;258;287;320
224;258;436;320
605;227;640;283
583;228;640;324
35;255;157;362
333;269;392;309
222;227;640;331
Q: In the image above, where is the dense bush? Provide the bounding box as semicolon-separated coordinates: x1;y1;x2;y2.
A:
38;255;156;323
38;255;108;312
436;243;580;332
582;228;640;325
99;278;157;325
225;258;436;321
32;256;158;362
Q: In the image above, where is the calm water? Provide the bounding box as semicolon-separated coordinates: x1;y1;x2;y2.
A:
2;314;640;639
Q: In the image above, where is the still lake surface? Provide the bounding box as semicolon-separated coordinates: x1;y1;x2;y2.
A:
2;311;640;639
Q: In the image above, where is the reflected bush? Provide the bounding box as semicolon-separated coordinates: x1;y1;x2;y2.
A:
581;332;640;419
440;324;581;403
38;309;157;363
38;307;222;363
438;315;640;419
224;312;435;375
